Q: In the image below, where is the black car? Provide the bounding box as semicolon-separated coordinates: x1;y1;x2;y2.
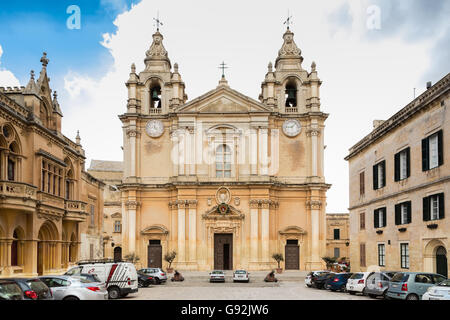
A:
137;272;154;288
1;278;53;300
312;272;335;289
0;279;24;300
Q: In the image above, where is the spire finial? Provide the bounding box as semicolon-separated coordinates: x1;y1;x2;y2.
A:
174;62;179;73
40;52;49;68
268;62;273;73
76;130;81;145
283;10;293;30
131;63;136;73
153;11;163;32
53;90;58;99
30;70;35;80
311;61;316;72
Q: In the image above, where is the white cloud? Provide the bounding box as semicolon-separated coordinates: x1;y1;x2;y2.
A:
60;0;440;212
0;45;20;87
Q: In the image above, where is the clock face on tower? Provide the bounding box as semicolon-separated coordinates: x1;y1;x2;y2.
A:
145;120;164;138
282;119;301;137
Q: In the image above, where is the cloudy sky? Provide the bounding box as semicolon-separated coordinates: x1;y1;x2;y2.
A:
0;0;449;213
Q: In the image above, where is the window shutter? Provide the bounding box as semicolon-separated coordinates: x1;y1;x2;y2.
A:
437;130;443;166
381;161;386;187
360;172;365;195
439;193;445;220
422;138;429;171
423;197;431;221
373;165;378;190
407;201;412;224
394;153;400;182
395;204;401;225
382;208;387;227
406;148;411;178
374;209;379;228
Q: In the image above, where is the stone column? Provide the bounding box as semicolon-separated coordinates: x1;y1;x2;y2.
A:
250;200;259;263
250;128;258;175
308;128;321;177
171;131;179;177
258;128;269;175
126;201;139;254
308;200;322;265
261;201;270;263
5;240;12;268
188;129;196;176
177;201;186;263
128;129;137;177
188;200;197;262
179;132;185;176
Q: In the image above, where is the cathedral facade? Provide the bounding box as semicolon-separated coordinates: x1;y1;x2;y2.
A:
119;28;330;271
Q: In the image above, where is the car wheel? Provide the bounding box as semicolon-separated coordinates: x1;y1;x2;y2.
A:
382;290;388;299
108;287;121;300
406;294;419;301
154;277;161;285
368;294;377;299
348;291;355;295
306;284;312;288
362;288;367;296
63;296;79;301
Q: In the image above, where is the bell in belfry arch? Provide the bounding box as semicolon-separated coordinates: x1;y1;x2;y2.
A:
151;88;160;101
285;87;297;107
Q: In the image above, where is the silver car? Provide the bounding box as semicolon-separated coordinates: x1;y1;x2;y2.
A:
138;268;168;284
365;271;397;299
210;270;226;283
233;270;250;283
39;275;108;300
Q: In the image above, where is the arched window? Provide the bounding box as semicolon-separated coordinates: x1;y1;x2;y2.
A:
150;85;162;109
285;81;297;108
7;142;20;181
216;144;231;178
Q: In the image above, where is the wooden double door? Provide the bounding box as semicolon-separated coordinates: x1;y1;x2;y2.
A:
214;234;233;270
285;240;300;270
148;240;162;268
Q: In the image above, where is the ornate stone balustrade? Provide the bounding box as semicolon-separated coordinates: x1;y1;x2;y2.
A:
0;180;37;200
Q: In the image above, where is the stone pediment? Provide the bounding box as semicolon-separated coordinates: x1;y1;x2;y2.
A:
175;86;272;114
202;204;245;221
111;212;122;219
141;225;169;235
279;226;307;236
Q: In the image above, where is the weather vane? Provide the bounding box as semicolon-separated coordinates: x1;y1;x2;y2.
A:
219;61;228;78
284;10;293;30
153;11;163;31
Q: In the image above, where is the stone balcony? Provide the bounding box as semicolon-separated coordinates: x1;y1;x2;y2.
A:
64;200;88;222
0;180;38;212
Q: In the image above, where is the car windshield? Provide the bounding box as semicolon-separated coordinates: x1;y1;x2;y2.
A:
438;280;450;287
235;270;246;274
0;283;23;300
212;271;223;274
26;279;48;293
350;273;364;280
391;273;409;282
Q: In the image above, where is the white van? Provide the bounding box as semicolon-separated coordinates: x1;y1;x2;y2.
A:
65;260;138;299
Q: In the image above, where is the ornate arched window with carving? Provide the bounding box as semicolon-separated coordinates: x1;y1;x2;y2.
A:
216;144;231;178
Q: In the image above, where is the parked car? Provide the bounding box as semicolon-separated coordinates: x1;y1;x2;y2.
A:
1;278;53;300
233;270;250;283
365;271;397;299
39;275;108;300
0;279;24;300
386;272;447;300
137;272;154;288
305;271;330;288
138;268;168;284
346;272;371;295
422;279;450;300
65;260;138;299
210;270;226;283
324;273;353;292
312;272;335;289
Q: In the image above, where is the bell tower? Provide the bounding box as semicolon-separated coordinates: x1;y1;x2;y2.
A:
126;30;187;116
260;28;321;114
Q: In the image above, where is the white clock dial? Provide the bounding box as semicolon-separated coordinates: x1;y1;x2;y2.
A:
283;119;301;137
146;120;164;138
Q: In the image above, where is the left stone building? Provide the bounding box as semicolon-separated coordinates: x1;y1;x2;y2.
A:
0;54;105;277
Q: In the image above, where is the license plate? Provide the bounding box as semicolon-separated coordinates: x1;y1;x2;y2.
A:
392;284;398;288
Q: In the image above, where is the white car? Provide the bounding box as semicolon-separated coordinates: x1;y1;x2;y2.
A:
209;270;226;282
346;272;372;295
305;271;330;288
422;279;450;300
233;270;250;283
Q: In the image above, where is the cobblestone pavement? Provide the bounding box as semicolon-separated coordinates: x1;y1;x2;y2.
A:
125;272;373;300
